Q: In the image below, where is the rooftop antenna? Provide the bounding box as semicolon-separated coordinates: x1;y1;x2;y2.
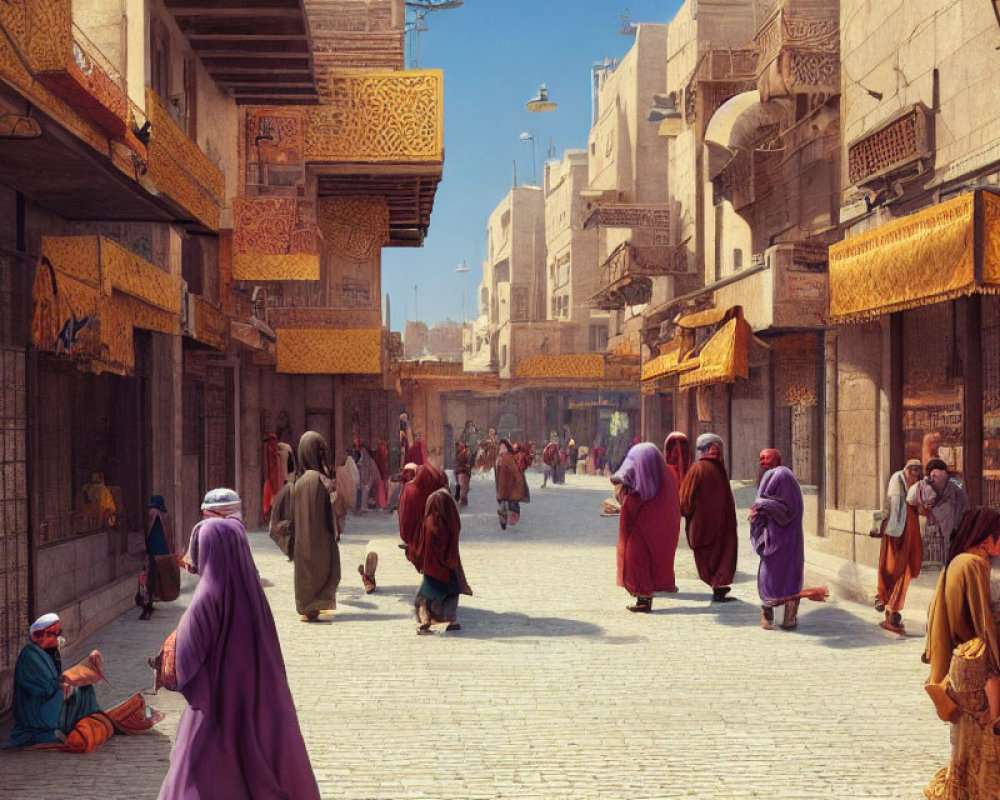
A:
405;0;464;67
616;8;637;36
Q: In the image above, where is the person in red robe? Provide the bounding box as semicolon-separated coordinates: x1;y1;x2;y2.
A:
612;442;681;612
405;434;427;466
663;431;692;490
679;433;738;602
261;432;282;523
397;462;447;568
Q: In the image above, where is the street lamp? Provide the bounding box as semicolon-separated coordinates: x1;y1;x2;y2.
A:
455;260;471;324
525;83;557;113
519;131;537;185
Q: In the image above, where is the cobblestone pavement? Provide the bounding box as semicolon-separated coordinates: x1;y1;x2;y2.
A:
1;472;947;799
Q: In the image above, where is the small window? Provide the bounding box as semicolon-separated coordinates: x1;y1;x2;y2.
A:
733;248;743;270
590;324;608;352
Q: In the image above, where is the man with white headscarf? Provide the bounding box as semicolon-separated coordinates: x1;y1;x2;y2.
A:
679;433;739;602
4;613;100;747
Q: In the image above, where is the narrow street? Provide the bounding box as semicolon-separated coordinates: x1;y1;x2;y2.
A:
1;473;945;799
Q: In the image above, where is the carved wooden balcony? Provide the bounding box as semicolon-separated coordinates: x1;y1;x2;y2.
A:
1;0;129;138
712;146;783;212
589;241;689;311
754;2;839;100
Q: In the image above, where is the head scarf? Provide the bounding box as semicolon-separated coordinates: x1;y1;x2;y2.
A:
611;442;666;504
410;487;463;585
945;506;1000;566
696;433;725;465
201;487;242;520
297;431;329;475
399;462;448;553
150;495;168;513
663;432;692;483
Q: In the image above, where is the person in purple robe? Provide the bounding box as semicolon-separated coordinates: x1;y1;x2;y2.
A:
158;489;320;800
750;458;805;631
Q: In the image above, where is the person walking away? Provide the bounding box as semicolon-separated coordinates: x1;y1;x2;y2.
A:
909;457;970;567
923;507;1000;800
157;498;320;800
454;441;472;507
875;459;923;634
398;462;448;567
567;439;578;472
410;488;473;634
138;495;176;620
612;443;680;612
541;439;560;488
663;432;692;491
679;433;738;602
750;452;828;630
291;432;340;622
496;440;527;526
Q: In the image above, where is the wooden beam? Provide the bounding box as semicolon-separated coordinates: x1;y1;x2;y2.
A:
192;40;310;53
170;7;302;17
200;57;310;70
165;0;299;8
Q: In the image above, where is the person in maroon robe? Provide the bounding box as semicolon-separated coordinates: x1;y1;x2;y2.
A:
405;434;427;466
410;488;472;634
158;496;320;800
612;443;681;612
663;431;692;490
679;433;738;602
398;462;447;568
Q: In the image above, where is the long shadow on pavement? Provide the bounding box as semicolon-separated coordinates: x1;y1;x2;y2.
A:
453;606;613;640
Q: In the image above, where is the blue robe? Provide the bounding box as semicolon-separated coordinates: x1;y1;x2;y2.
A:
4;643;99;747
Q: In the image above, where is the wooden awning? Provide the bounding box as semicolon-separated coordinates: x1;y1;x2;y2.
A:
641;340;697;382
829;191;1000;323
32;236;182;374
678;313;751;389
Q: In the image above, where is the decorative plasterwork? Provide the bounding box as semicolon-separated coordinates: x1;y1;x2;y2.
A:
318;196;389;261
231;197;320;281
275;328;382;374
847;103;934;187
515;354;606;380
303;70;443;163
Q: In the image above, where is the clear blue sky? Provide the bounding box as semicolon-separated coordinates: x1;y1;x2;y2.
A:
382;0;683;332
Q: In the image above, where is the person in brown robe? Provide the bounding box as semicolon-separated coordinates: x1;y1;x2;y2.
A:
495;440;527;526
679;432;738;602
924;507;1000;800
411;488;472;634
291;431;340;622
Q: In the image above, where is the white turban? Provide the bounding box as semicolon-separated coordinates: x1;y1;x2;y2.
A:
29;613;60;633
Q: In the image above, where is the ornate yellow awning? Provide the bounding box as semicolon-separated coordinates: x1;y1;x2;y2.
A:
515;353;606;380
678;314;751;389
829;191;1000;323
674;306;729;329
641;341;698;382
276;328;382;374
32;236;183;374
